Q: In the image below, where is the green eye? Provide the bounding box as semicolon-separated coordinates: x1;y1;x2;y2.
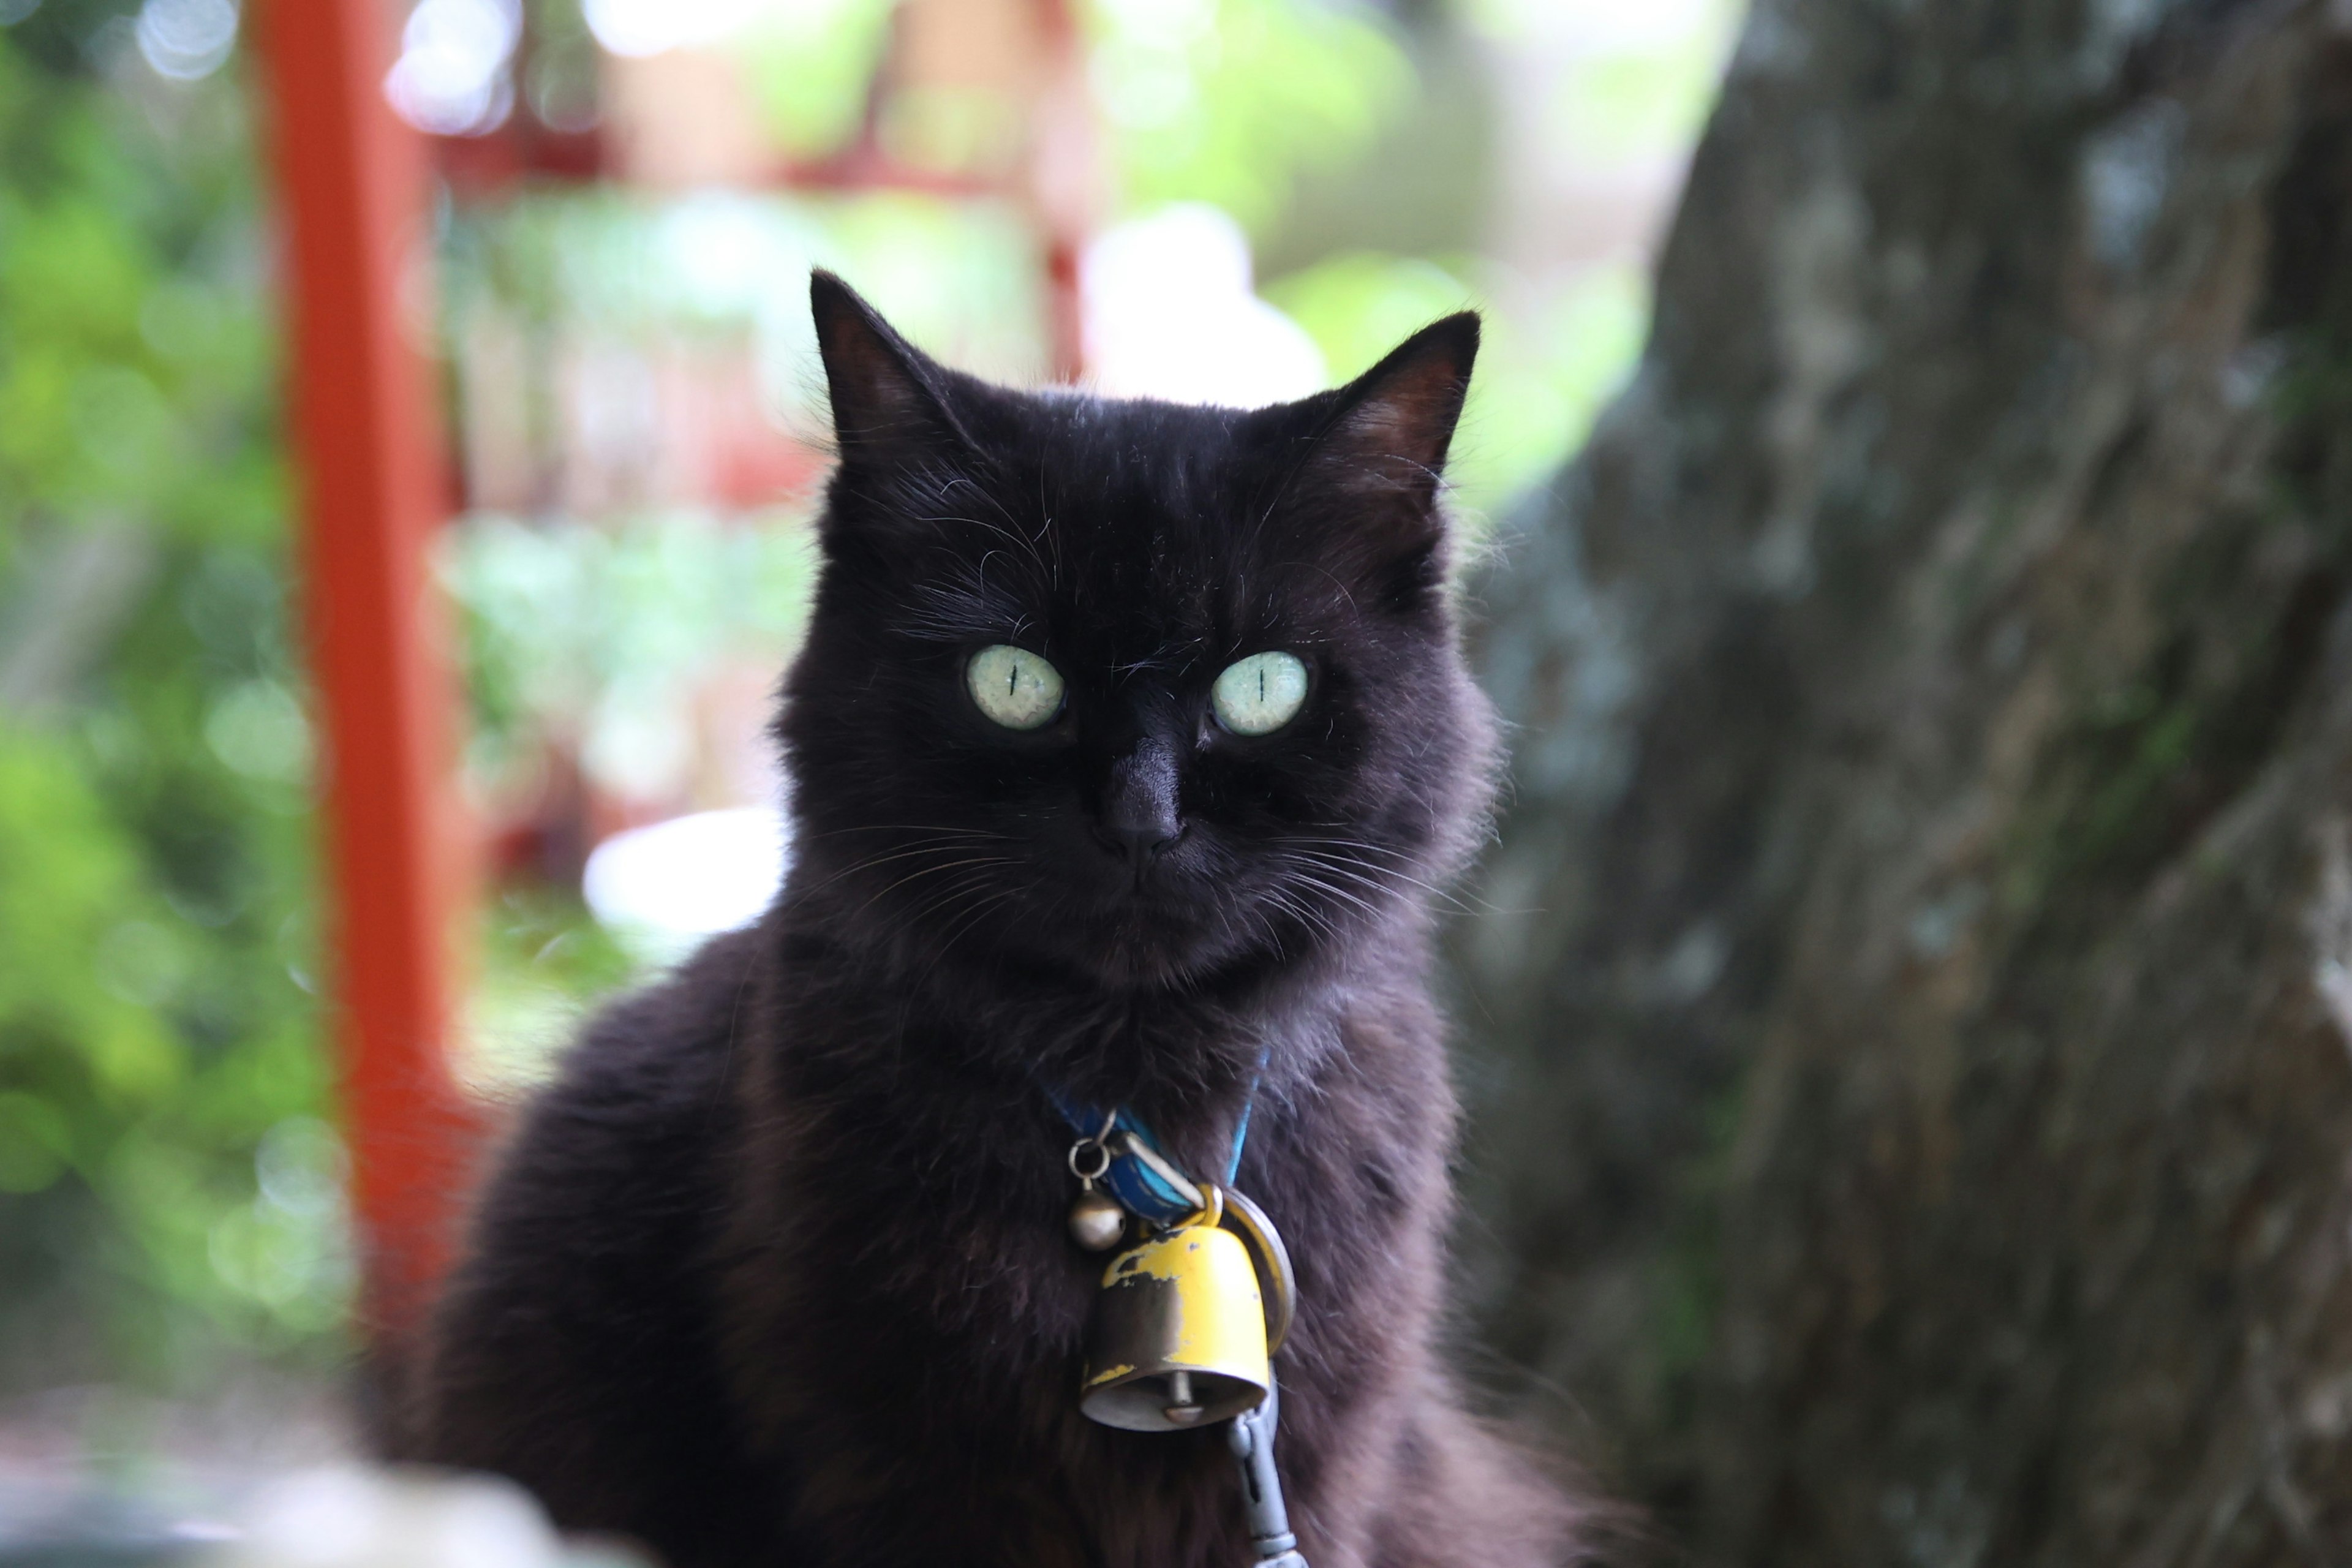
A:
1212;651;1309;736
967;644;1065;730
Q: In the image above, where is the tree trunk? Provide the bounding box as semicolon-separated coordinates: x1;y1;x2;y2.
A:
1456;2;2352;1563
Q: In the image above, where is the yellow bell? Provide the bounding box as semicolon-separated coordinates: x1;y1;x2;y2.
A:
1080;1215;1270;1431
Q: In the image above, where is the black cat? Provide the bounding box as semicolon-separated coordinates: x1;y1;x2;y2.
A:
408;273;1602;1567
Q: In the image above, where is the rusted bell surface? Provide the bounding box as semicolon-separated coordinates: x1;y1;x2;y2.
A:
1079;1220;1270;1432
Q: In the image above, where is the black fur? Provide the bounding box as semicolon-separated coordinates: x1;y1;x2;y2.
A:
408;273;1601;1567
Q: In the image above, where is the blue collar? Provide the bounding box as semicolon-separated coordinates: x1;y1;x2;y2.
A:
1043;1060;1264;1228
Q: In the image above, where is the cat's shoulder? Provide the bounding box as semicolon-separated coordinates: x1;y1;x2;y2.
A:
483;922;771;1202
574;924;769;1087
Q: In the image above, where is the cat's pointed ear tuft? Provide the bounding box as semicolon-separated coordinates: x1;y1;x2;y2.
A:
810;270;968;465
1273;312;1479;609
1311;311;1480;503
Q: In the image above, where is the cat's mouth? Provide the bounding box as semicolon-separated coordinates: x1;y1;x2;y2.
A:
1095;869;1199;938
1071;844;1308;987
839;820;1332;987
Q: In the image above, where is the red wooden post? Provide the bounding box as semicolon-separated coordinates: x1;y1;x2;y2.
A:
254;0;478;1336
1033;0;1090;383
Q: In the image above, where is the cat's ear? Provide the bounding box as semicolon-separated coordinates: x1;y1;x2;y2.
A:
1269;312;1479;606
1304;311;1480;507
810;270;971;467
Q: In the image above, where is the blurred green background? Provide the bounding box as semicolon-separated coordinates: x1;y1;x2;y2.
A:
0;0;1731;1471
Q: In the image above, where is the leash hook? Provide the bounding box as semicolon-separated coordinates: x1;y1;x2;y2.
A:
1229;1382;1308;1567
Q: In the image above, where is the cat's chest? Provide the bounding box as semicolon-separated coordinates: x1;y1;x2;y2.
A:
755;975;1442;1345
784;1086;1420;1359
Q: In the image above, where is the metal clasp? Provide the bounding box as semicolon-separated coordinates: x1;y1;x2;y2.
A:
1068;1109;1118;1188
1229;1382;1309;1567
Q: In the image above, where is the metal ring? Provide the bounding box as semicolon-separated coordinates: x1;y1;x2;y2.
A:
1191;1181;1226;1231
1068;1139;1112;1183
1216;1185;1297;1355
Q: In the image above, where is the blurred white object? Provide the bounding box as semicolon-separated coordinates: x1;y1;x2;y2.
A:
135;0;239;81
200;1467;641;1568
584;0;770;58
383;0;522;137
1081;205;1328;407
582;805;792;958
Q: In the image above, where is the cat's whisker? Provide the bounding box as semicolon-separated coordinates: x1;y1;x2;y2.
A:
900;868;1017;930
1254;892;1327;954
820;843;1005;880
846;860;1020;921
934;889;1023;955
795;830;1014;884
1252;875;1346;946
805;823;1014;840
1269;865;1386;925
1268;835;1490;915
1292;861;1474;925
797;842;1017;899
910;882;1036;990
852;856;1021;918
1283;850;1463;911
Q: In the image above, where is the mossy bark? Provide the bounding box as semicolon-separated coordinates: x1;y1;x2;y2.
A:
1456;4;2352;1562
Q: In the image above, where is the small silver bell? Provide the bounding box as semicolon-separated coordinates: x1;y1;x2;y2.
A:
1068;1187;1127;1251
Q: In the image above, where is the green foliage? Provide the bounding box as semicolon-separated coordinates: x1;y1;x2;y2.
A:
0;729;177;1152
1088;0;1412;234
440;185;1052;412
738;0;899;162
1266;251;1648;519
1456;0;1743;167
0;17;340;1390
0;39;276;546
459;886;641;1095
1551;48;1726;164
442;510;816;802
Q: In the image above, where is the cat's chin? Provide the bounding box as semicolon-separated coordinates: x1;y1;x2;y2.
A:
1080;944;1191;991
1053;903;1224;991
1049;886;1314;993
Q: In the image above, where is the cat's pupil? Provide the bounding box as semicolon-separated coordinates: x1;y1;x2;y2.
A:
1210;650;1308;736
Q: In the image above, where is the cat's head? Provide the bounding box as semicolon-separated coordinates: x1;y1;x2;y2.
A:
778;272;1496;992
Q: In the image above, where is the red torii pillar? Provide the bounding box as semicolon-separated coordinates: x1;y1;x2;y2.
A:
254;0;477;1338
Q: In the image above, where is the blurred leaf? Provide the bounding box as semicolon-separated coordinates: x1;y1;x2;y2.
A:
441;510;816;802
457;888;643;1095
737;0;898;162
1087;0;1413;234
1265;251;1649;519
0;21;338;1390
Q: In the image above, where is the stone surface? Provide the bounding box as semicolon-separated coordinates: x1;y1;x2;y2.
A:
1453;2;2352;1562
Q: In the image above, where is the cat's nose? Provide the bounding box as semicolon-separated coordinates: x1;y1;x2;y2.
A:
1099;736;1183;865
